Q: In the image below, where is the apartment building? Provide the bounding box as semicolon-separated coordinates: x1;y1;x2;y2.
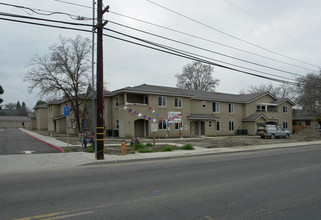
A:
33;84;294;138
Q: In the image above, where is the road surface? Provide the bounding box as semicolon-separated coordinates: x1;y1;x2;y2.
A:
1;144;321;219
0;128;60;155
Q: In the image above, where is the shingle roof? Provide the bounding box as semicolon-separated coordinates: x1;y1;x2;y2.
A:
114;84;271;103
0;116;29;122
242;114;269;122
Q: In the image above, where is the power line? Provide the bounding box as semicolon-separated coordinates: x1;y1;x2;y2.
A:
104;27;296;83
146;0;321;69
222;0;321;56
0;12;93;27
108;20;304;78
109;11;317;73
54;0;92;9
0;1;92;20
4;13;321;90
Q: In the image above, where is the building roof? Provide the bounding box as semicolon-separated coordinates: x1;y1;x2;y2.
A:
0;116;29;122
242;114;269;122
114;84;272;103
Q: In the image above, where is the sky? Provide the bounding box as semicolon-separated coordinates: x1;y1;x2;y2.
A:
0;0;321;109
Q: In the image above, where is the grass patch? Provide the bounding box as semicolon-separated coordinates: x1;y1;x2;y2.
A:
133;143;145;150
161;146;174;152
181;144;194;150
138;149;154;153
86;144;95;153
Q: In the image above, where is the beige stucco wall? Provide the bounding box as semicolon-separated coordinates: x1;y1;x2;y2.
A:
35;107;48;130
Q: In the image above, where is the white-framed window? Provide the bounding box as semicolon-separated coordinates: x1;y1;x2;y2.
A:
283;106;288;113
209;121;212;128
229;121;235;131
228;103;234;113
159;119;167;130
158;96;167;107
283;122;288;129
115;97;119;107
213;102;220;113
216;121;220;132
202;101;206;108
115;119;119;130
174;97;182;108
256;105;266;112
175;122;183;130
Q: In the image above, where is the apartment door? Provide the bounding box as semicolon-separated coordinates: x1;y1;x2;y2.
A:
134;119;149;137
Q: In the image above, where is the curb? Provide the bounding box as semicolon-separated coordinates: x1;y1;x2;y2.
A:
18;128;65;153
81;142;321;166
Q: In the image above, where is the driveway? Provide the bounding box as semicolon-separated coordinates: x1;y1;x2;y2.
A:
0;128;61;155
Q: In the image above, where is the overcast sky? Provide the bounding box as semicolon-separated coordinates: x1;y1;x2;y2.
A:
1;0;320;109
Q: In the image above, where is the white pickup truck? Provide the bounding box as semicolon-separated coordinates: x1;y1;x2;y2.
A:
256;124;290;139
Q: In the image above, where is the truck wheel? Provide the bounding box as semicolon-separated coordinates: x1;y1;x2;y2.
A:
271;134;275;139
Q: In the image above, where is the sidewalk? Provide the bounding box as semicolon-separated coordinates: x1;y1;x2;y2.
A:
1;128;320;174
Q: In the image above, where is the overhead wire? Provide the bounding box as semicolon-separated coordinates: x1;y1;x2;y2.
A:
0;2;92;20
146;0;321;69
108;20;304;78
109;11;317;73
2;10;321;90
0;12;295;85
104;27;296;82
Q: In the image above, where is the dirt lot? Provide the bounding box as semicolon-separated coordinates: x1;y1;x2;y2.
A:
32;127;321;154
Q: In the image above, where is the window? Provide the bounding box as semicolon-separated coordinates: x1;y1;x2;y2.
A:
283;122;288;129
256;105;266;112
228;103;234;113
212;102;220;113
174;98;182;108
216;121;220;132
208;121;212;128
159;119;167;130
158;96;167;107
115;119;119;130
229;121;234;131
202;101;206;108
283;106;288;113
115;97;119;107
175;122;183;130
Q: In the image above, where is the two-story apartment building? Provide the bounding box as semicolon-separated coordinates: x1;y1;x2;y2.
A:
32;84;294;138
108;84;294;138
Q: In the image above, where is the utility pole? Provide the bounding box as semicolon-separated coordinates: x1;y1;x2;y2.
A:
96;0;109;160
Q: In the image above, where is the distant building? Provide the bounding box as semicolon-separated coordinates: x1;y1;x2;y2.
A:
0;116;29;129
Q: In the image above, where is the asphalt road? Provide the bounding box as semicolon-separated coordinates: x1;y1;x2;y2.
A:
0;128;60;155
1;144;321;219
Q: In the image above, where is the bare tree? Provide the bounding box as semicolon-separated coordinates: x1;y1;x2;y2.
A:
296;71;321;126
0;85;3;109
176;61;219;91
240;83;296;100
25;35;92;134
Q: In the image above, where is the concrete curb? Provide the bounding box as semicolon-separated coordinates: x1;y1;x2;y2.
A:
19;128;65;153
81;141;321;166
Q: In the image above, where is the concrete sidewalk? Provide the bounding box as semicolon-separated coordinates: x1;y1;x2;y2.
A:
0;128;320;174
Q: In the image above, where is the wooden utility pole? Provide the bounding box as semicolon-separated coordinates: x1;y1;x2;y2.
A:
96;0;109;160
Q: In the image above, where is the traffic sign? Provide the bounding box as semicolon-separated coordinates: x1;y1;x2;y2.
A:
64;106;70;116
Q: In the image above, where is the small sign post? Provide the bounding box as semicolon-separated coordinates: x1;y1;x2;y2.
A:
64;106;70;147
151;123;158;150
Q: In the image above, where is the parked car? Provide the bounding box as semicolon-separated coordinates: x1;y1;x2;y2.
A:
256;124;290;139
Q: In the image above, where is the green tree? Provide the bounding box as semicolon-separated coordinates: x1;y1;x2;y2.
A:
175;61;220;92
25;35;92;134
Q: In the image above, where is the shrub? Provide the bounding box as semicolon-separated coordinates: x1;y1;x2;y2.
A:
133;143;144;150
145;143;153;147
138;149;153;153
182;144;194;150
161;146;173;152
